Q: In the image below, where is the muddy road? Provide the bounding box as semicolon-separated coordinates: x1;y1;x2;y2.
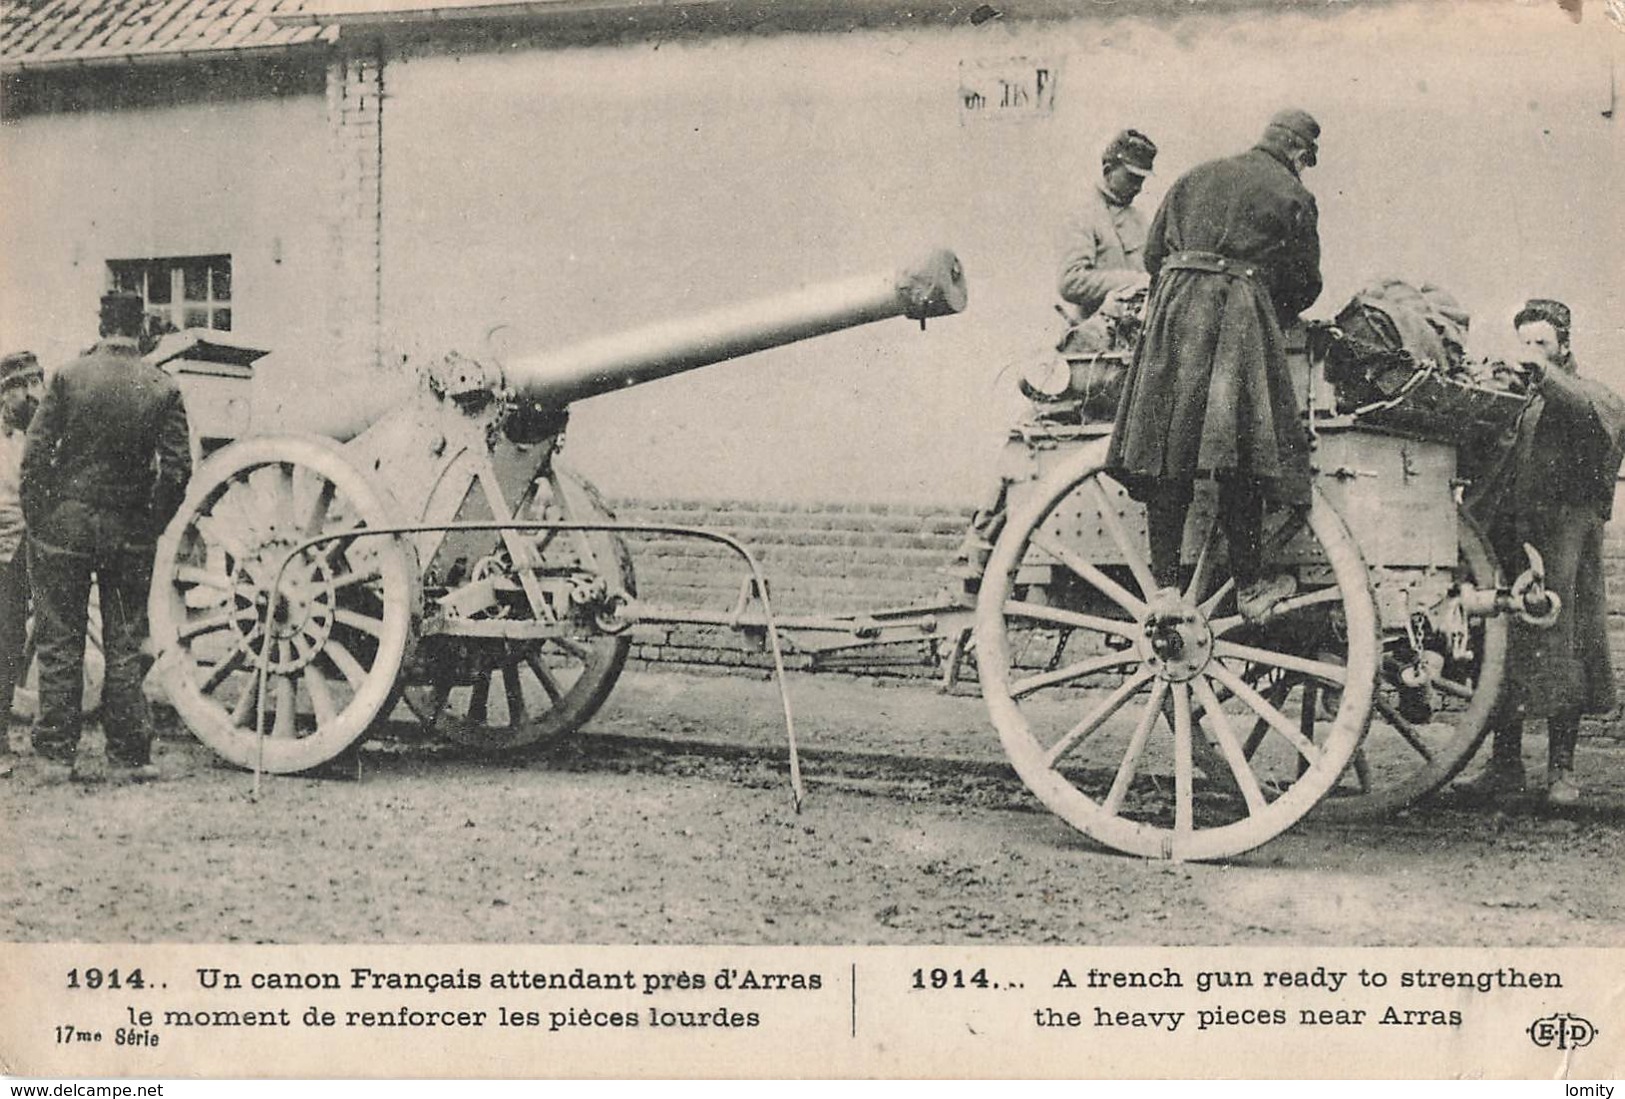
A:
3;670;1621;945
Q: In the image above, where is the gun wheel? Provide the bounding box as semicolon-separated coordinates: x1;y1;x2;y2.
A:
976;443;1378;861
406;465;632;753
1316;508;1506;818
149;435;418;774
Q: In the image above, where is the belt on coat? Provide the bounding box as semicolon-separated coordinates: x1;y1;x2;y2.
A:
1161;250;1269;282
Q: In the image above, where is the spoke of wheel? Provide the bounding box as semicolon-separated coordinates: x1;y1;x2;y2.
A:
1193;676;1268;813
1102;679;1166;816
1011;649;1141;699
324;638;367;689
1207;660;1323;766
303;479;337;537
305;663;339;728
1085;478;1157;597
273;463;296;532
334;608;385;638
524;653;564;703
1185;520;1221;604
1030;531;1147;617
1172;681;1194;837
328;567;382;593
230;677;260;728
1373;695;1437;762
199;642;251;694
1199;577;1236;618
468;676;492;725
1213;640;1347;686
1434;676;1474;701
552;637;593;663
194;516;249;561
502;664;527;726
174;565;230;592
1243;677;1293;758
178;607;258;642
272;671;297;738
1042;667;1155;768
1001;600;1137;640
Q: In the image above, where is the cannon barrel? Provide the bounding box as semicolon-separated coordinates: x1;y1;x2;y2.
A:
503;249;966;406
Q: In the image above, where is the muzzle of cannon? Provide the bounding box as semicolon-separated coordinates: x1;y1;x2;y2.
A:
147;250;967;774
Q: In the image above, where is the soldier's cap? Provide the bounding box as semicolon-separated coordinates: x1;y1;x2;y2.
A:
1265;108;1320;166
1515;298;1572;343
99;290;146;334
1102;129;1158;176
0;350;42;391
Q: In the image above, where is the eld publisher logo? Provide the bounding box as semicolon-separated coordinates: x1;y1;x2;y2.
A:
1528;1013;1598;1050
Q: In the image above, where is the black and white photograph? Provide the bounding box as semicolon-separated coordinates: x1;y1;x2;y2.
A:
1;0;1622;1081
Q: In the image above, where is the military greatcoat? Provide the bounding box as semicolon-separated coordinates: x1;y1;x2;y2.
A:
1105;140;1322;506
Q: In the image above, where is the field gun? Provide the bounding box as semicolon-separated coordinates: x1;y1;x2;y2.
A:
148;251;967;774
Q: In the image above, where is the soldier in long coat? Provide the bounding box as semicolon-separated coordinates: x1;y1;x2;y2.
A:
1106;109;1322;619
1459;299;1625;806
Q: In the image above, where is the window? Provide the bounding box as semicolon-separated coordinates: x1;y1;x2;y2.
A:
107;254;232;332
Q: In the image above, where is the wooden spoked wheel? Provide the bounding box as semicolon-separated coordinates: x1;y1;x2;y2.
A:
1315;510;1506;819
405;465;633;753
976;443;1378;860
149;436;418;773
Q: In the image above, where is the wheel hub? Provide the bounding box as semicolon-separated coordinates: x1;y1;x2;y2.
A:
1138;592;1212;683
230;543;336;673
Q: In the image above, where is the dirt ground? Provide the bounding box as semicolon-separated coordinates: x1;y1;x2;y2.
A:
2;668;1622;945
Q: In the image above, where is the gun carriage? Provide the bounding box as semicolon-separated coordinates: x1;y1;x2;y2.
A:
146;254;1552;861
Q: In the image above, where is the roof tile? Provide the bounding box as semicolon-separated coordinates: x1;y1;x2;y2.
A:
1;0;328;68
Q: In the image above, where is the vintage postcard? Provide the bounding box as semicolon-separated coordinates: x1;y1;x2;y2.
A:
0;0;1620;1082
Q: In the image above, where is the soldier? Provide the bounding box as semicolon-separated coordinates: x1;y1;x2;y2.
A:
1457;299;1625;806
0;351;45;760
20;292;192;782
1055;128;1159;345
950;128;1161;579
1106;108;1323;622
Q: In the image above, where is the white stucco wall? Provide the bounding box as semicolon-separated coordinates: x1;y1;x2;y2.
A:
379;0;1622;506
0;85;335;398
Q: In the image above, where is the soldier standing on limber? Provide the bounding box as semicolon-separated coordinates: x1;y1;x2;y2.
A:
1105;109;1323;623
21;292;191;783
1457;299;1625;807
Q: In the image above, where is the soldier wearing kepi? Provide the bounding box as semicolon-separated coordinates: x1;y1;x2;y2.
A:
1457;298;1625;806
1056;128;1159;343
1106;108;1323;622
21;291;192;782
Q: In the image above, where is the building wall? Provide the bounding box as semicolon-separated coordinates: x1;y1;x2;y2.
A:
0;60;337;404
376;0;1623;508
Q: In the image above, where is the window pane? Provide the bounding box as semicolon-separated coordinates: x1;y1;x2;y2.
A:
110;264;141;294
211;308;231;332
183;262;207;302
147;263;172;304
183;307;209;329
211;262;231;302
